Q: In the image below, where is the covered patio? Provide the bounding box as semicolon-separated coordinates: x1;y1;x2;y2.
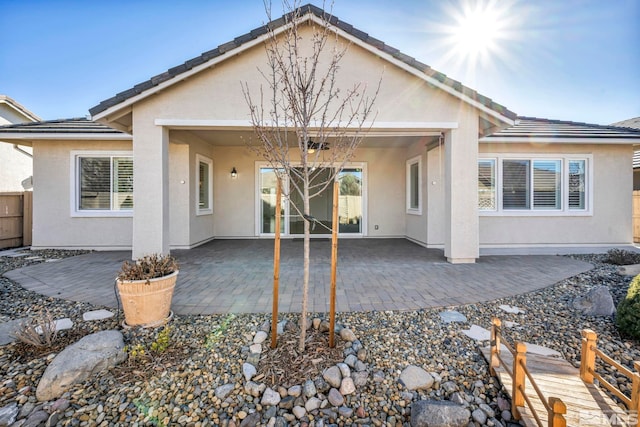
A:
4;239;593;315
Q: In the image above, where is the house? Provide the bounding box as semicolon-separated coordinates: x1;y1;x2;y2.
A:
611;117;640;189
0;4;639;263
0;95;40;192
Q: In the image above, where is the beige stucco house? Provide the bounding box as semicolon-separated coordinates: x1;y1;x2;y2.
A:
1;5;639;263
0;95;40;192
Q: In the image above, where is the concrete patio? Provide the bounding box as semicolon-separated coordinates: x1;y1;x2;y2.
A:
3;239;593;315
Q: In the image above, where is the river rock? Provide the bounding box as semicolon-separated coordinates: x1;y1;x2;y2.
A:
323;366;342;388
36;330;127;401
572;285;616;316
243;362;257;381
215;383;235;399
261;387;281;406
328;388;344;406
339;377;356;395
0;318;27;346
410;400;470;427
399;365;434;391
0;403;19;426
340;328;357;342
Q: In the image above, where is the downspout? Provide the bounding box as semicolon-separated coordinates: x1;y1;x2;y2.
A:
13;144;32;158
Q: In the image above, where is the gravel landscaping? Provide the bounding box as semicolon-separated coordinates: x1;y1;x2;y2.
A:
0;249;639;426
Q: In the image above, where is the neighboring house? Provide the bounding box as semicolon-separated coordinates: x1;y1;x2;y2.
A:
611;117;640;190
1;4;640;263
0;95;40;192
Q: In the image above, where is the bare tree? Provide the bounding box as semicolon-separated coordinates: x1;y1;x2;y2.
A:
242;0;381;351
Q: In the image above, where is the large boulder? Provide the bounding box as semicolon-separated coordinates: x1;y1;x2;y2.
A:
573;285;615;316
410;400;471;427
36;330;127;401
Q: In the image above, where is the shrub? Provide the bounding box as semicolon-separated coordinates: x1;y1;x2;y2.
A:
117;254;178;281
616;274;640;339
605;249;640;266
12;312;58;347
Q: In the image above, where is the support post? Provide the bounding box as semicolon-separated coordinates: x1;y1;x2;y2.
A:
271;180;282;349
329;181;339;348
631;361;640;413
580;329;597;383
490;318;501;376
512;342;527;418
548;397;567;427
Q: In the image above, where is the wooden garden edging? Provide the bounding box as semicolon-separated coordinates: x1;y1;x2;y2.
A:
489;318;567;427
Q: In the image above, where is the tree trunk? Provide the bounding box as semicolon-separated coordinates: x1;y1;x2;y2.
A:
299;175;311;351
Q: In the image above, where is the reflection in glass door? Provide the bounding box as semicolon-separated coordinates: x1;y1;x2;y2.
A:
338;168;362;234
260;168;286;234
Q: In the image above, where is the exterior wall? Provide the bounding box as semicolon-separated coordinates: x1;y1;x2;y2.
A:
169;143;190;247
426;144;445;247
31;140;134;249
405;140;428;244
0;103;35;192
479;143;633;247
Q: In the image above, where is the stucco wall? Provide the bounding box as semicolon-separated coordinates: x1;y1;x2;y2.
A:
0;142;32;192
479;143;633;247
31;140;134;249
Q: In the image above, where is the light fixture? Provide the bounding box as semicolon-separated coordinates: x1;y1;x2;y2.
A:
307;140;329;154
231;167;238;179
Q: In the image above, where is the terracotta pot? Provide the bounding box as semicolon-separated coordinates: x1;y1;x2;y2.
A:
116;270;178;327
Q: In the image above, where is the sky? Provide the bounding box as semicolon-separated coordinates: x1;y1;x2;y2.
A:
1;0;638;126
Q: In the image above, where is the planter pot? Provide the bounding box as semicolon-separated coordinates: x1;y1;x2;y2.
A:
116;270;178;327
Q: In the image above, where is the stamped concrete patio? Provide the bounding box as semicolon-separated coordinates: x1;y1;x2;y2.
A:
3;239;593;315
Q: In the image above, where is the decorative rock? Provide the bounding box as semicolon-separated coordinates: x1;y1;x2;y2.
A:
36;330;127;401
357;348;367;361
0;403;19;426
410;400;471;427
261;388;281;406
339;377;356;395
572;285;616;316
36;318;73;334
253;331;268;344
82;309;114;321
352;371;368;387
288;385;302;397
243;362;257;381
22;410;49;427
0;318;27;346
340;328;357;342
305;397;321;412
439;310;467;323
303;379;317;398
279;396;295;410
292;406;306;419
249;343;262;354
618;264;640;276
215;384;235;400
336;362;350;378
239;412;260;427
328;388;344;406
51;398;70;413
314;377;330;394
46;412;60;427
338;406;353;418
244;381;265;397
479;403;495;418
319;321;330;332
344;354;358;368
461;325;491;341
19;401;35;419
355;360;367;372
499;305;525;314
441;381;458;393
523;342;562;357
323;366;342;388
472;408;487;424
312;318;321;329
399;365;434;391
276;321;286;335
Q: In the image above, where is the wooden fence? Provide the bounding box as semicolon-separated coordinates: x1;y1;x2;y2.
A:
634;191;640;243
0;192;32;249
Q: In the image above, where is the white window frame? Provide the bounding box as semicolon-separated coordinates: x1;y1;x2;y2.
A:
406;155;422;215
479;153;593;216
196;154;213;216
70;150;134;217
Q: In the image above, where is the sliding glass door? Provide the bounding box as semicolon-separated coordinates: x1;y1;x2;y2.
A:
258;165;364;236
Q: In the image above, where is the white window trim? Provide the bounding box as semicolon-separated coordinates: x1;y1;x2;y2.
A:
196;154;213;216
254;161;368;237
479;153;593;216
70;150;134;218
406;155;422;215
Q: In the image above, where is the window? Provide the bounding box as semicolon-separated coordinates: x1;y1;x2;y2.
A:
406;156;422;214
73;152;133;215
196;154;213;215
478;155;590;215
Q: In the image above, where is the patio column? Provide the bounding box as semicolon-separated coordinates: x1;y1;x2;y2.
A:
131;120;170;259
444;113;479;263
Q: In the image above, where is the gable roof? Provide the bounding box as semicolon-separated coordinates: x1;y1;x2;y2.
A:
480;116;640;144
89;4;516;124
612;117;640;129
0;95;41;123
0;118;131;140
